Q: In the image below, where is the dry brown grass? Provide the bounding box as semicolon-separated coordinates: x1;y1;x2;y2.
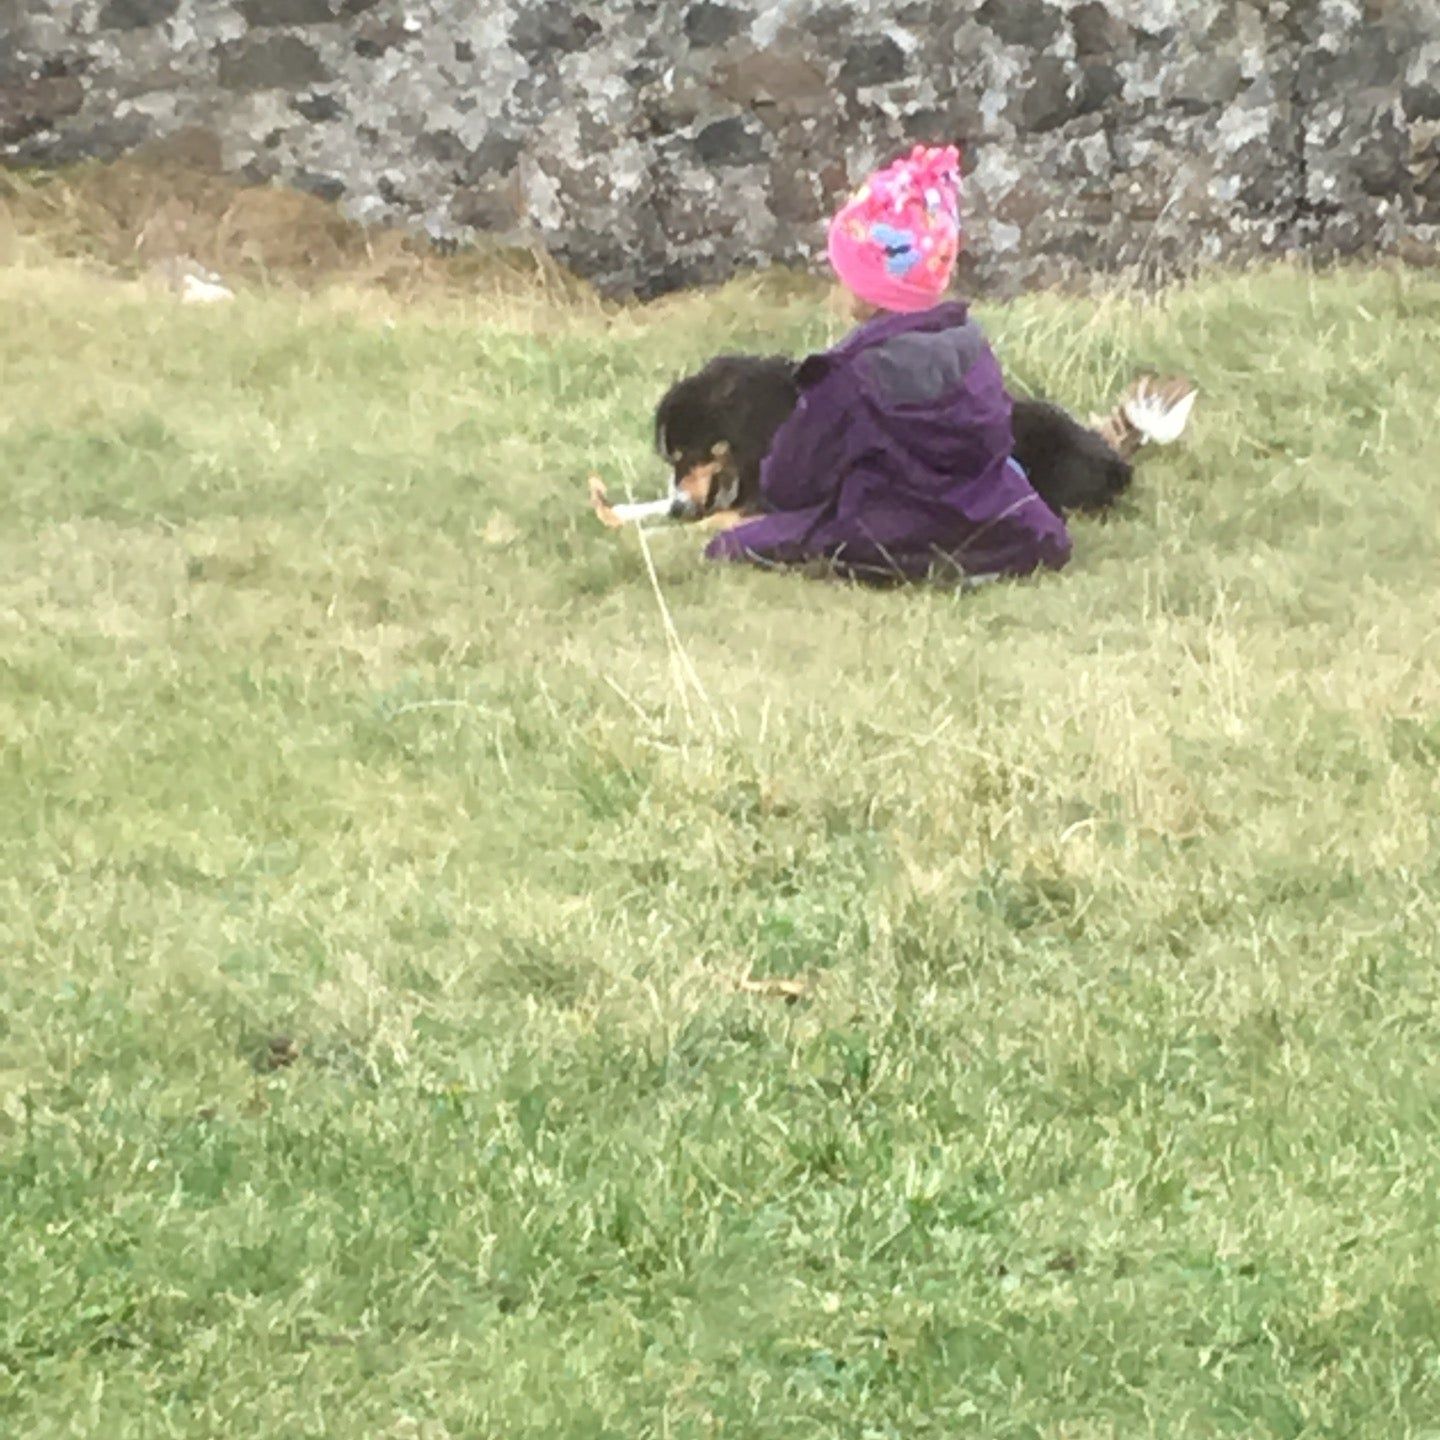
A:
0;128;595;304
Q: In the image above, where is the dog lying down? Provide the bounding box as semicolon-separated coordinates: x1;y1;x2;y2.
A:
589;354;1196;539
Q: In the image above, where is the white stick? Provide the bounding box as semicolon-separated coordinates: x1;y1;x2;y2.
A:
608;498;674;524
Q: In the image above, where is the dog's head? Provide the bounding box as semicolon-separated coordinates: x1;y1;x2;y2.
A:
654;355;801;520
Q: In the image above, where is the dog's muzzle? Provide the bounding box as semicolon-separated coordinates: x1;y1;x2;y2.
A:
669;487;703;521
668;456;739;522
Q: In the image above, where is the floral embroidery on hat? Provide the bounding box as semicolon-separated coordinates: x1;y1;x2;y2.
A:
869;222;922;277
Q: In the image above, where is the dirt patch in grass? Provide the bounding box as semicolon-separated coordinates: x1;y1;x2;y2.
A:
0;127;596;304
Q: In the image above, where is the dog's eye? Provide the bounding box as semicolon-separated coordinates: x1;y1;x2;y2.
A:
669;450;683;465
711;442;732;460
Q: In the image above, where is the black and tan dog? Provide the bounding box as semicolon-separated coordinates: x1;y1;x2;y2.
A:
649;353;1194;526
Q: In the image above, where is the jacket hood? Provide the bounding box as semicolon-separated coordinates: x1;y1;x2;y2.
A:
845;305;1012;478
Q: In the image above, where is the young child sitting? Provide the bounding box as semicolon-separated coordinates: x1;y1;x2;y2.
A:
704;145;1073;583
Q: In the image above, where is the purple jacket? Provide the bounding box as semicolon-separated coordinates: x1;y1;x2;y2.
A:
705;302;1072;581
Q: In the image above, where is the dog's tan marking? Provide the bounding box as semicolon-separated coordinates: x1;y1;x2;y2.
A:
710;441;732;460
676;459;723;509
700;509;748;533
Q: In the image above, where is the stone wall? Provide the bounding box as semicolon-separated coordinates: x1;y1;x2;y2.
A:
3;0;1437;298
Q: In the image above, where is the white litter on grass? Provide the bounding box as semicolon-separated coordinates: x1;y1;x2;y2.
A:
151;257;236;305
179;272;236;305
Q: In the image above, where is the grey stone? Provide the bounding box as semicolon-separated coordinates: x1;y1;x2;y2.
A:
693;115;765;166
770;161;822;223
376;173;408;205
1022;57;1078;133
218;35;328;91
0;0;1436;298
684;3;744;46
116;60;192;99
452;193;512;232
1355;113;1409;198
510;2;601;59
22;111;151;165
1168;56;1243;114
1071;2;1132;57
1419;167;1440;221
716;50;828;109
353;21;412;58
465;132;524;178
291;91;344;122
241;0;337;27
980;0;1062;51
0;73;84;145
420;129;468;166
295;169;345;201
453;176;524;230
1076;61;1123;117
1406;83;1440;123
98;0;180;30
839;37;907;89
510;68;563;112
1236;159;1296;213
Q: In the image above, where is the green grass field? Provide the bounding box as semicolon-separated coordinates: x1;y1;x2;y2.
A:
2;255;1440;1438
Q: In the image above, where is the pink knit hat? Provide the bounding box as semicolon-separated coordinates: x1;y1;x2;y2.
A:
827;144;963;313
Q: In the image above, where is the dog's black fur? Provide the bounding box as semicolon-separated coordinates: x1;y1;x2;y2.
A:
655;353;1131;521
1008;395;1133;515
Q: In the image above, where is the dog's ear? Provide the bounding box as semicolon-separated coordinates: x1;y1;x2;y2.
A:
769;355;802;387
654;378;683;459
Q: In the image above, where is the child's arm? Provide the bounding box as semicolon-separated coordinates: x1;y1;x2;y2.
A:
702;366;856;563
752;367;852;515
